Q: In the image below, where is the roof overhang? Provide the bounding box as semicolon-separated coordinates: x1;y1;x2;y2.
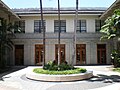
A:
12;7;106;17
17;13;102;17
0;0;20;20
100;0;120;19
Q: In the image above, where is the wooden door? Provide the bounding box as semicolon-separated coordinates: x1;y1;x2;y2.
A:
76;44;86;65
55;44;65;63
35;45;43;65
15;45;24;65
97;44;106;64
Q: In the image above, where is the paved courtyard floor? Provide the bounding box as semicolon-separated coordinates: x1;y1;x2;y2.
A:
0;65;120;90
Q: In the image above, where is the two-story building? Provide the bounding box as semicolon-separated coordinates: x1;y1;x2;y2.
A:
2;0;119;66
10;7;113;66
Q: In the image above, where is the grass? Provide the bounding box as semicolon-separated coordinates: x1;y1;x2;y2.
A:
33;68;87;75
113;68;120;73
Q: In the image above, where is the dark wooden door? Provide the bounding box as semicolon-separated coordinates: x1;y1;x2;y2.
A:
15;45;24;65
97;44;106;64
55;44;65;63
35;45;43;65
76;44;86;65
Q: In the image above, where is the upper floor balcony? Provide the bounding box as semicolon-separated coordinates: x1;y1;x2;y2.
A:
14;32;102;40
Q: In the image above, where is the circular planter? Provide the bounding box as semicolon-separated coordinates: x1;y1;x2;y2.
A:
26;68;93;82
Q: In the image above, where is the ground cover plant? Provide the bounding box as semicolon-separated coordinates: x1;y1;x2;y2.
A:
113;68;120;73
33;61;87;75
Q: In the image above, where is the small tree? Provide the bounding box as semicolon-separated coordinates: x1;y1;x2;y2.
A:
111;49;120;67
0;18;19;69
100;9;120;67
100;9;120;40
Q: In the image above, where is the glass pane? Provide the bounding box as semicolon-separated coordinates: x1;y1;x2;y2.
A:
54;20;66;33
97;44;106;64
77;50;80;63
61;27;65;30
81;21;86;26
76;44;86;64
34;20;45;33
97;50;100;63
35;45;43;65
55;44;65;63
77;20;86;32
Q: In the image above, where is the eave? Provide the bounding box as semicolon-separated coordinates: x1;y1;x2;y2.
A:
100;0;120;19
0;0;20;20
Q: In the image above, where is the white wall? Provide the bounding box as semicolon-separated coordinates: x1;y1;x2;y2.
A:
21;15;100;33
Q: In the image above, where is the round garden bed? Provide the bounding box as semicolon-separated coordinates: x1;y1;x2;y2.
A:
26;68;93;82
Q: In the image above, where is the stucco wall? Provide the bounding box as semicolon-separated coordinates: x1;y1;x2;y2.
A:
20;15;99;33
12;14;112;65
12;38;112;65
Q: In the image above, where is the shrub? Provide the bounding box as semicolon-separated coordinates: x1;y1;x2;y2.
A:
43;61;74;71
58;63;74;71
34;60;87;75
43;61;54;70
111;50;120;67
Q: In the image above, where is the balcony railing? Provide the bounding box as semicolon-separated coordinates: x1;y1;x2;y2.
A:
14;32;102;40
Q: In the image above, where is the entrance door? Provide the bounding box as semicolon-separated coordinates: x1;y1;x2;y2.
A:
76;44;86;65
35;45;43;65
15;45;24;65
97;44;106;64
55;44;65;63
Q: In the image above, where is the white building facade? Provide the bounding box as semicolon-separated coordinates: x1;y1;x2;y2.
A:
10;7;113;66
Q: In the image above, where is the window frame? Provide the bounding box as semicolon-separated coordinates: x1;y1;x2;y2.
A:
95;20;104;32
54;20;66;33
14;20;25;33
34;20;45;33
77;20;87;33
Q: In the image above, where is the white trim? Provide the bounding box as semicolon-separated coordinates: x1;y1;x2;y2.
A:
0;0;20;20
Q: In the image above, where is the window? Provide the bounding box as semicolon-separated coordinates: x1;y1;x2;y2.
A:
54;20;66;33
14;20;25;33
95;20;104;32
77;20;86;32
34;20;45;33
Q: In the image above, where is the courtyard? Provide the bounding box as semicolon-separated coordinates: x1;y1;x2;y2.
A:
1;0;120;89
0;65;120;90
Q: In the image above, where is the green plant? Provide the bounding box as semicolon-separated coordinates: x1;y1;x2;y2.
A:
0;18;20;69
43;61;74;71
111;50;120;67
100;9;120;68
33;67;86;75
43;61;57;70
58;63;74;71
100;9;120;40
113;68;120;72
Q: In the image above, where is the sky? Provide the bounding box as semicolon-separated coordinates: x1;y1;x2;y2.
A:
2;0;116;9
